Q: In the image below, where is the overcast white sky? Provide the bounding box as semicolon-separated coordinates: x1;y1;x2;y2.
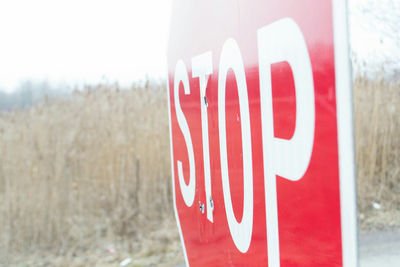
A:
0;0;172;92
349;0;399;74
0;0;398;92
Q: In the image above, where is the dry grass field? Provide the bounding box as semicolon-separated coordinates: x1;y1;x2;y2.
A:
0;77;398;265
354;77;400;230
0;83;183;266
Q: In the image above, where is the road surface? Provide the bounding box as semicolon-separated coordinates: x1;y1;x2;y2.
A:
359;229;400;267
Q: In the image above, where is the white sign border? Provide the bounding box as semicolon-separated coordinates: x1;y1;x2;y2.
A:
167;77;190;266
333;0;359;266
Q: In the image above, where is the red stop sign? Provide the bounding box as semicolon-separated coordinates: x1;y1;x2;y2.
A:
167;0;358;266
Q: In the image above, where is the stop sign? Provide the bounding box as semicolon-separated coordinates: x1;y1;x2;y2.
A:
167;0;358;266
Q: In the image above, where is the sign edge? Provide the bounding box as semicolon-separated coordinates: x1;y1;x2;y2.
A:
167;74;190;267
332;0;359;266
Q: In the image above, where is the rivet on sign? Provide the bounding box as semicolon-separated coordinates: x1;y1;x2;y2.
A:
209;196;214;210
204;96;208;107
199;201;205;214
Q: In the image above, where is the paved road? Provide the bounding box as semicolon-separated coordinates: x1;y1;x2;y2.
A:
174;230;400;266
359;230;400;267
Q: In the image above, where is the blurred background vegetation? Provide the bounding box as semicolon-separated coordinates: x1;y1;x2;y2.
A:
0;74;398;266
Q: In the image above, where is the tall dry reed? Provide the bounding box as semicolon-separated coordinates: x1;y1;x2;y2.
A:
0;83;175;262
354;77;400;228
